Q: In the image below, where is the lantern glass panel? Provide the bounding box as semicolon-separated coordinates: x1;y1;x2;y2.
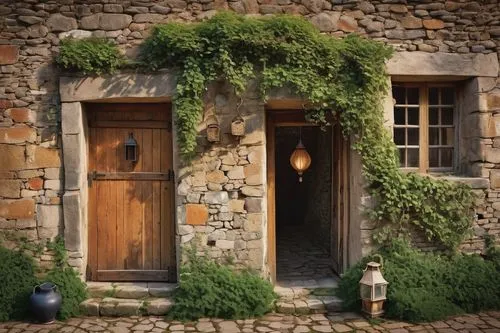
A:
126;146;135;161
374;284;386;299
360;284;372;300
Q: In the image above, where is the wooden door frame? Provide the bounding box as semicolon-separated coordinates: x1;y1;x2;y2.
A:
266;109;349;284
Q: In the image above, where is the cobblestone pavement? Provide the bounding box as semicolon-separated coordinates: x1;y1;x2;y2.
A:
277;226;335;283
2;311;500;333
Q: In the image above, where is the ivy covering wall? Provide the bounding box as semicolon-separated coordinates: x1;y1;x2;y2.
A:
57;12;475;251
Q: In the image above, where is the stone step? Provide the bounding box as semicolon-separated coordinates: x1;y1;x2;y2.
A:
275;296;343;314
274;278;343;314
86;282;176;299
80;297;173;317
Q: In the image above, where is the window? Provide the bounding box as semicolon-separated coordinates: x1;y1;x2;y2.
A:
392;83;456;173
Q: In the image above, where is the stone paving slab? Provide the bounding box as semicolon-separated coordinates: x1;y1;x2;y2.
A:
86;283;177;299
1;311;500;333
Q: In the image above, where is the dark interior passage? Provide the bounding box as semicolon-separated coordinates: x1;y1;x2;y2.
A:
275;126;335;283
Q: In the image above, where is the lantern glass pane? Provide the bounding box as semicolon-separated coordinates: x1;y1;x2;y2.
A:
126;146;135;161
360;284;372;300
374;284;385;299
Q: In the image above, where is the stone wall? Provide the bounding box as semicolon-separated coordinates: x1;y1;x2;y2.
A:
176;80;267;271
0;0;500;277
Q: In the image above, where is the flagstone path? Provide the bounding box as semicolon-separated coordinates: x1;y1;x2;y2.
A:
1;311;500;333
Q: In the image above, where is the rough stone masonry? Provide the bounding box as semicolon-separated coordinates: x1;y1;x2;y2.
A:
0;0;500;278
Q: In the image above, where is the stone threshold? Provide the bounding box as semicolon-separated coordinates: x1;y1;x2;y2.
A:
86;282;177;299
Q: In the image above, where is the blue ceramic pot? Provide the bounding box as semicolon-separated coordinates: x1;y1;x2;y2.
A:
30;282;62;323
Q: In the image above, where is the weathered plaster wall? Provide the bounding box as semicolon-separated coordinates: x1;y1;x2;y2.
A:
0;0;500;276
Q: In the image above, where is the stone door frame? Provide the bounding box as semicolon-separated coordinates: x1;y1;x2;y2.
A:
59;73;177;278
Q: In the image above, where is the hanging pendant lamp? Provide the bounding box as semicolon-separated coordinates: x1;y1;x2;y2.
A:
289;127;311;183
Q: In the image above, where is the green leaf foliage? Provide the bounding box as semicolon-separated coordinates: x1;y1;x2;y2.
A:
44;237;88;320
44;267;88;320
138;12;475;250
337;239;500;323
0;246;38;321
57;38;124;75
168;251;276;320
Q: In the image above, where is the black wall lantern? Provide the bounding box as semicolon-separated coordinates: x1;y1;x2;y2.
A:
125;133;138;162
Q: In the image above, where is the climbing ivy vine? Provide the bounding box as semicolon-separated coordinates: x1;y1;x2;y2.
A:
58;12;475;250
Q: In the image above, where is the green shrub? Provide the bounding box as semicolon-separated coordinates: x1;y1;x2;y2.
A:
387;289;462;323
45;267;88;320
45;237;88;320
485;235;500;270
57;38;124;74
168;253;276;320
338;239;500;323
0;246;38;321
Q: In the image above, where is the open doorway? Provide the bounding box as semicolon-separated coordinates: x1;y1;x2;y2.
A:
275;126;335;285
266;109;347;286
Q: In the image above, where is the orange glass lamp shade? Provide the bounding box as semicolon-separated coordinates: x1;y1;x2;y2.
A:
359;262;389;318
289;140;312;182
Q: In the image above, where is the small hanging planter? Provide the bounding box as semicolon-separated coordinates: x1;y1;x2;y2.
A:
231;114;245;137
206;114;220;143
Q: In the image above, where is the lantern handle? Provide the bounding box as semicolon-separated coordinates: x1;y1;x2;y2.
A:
372;254;384;269
236;96;243;117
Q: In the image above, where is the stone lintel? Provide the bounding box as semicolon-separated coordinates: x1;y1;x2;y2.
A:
59;73;177;102
387;52;499;78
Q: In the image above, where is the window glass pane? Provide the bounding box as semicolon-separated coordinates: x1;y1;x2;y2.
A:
442;128;454;145
398;148;405;167
407;108;419;125
441;108;453;125
374;285;384;298
429;128;439;145
407;88;419;105
407;128;419;145
441;148;453;167
407;148;419;167
429;107;439;125
429;87;439;105
429;148;439;168
394;128;405;145
394;107;405;125
393;86;405;105
442;87;454;105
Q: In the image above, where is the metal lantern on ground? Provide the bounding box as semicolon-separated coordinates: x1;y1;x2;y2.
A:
206;114;220;142
125;133;138;162
289;128;311;182
359;262;389;318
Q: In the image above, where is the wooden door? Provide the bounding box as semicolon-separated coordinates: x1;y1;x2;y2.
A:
331;123;348;274
87;103;175;282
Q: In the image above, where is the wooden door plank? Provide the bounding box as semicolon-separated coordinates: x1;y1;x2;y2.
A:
97;270;169;281
152;181;161;270
89;120;170;129
88;126;98;280
160;129;169;270
96;129;109;271
152;129;162;270
266;115;276;283
330;125;340;274
142;129;153;270
125;180;143;269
